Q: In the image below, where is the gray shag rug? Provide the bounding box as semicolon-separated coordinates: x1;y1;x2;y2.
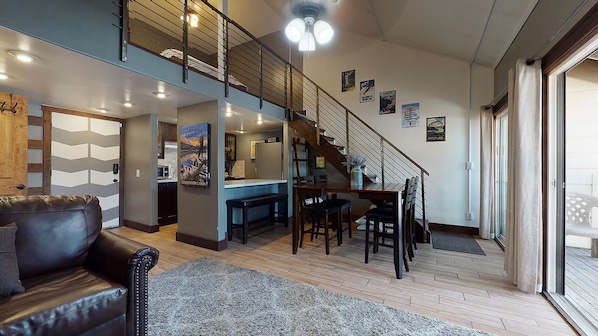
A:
431;231;486;256
148;258;493;336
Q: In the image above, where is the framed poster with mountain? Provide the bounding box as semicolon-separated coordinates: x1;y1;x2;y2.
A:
180;122;211;187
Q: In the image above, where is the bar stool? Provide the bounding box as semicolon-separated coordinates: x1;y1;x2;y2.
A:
315;175;352;245
298;187;342;255
364;178;414;276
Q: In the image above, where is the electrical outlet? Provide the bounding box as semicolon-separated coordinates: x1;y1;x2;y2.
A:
466;212;473;220
136;169;140;178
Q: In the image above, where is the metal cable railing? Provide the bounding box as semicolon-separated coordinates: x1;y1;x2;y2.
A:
119;0;429;223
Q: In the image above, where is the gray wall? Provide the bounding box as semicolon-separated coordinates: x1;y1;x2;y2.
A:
124;114;158;227
493;0;598;100
177;100;226;242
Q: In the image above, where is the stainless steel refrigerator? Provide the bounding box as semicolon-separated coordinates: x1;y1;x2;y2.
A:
255;142;282;179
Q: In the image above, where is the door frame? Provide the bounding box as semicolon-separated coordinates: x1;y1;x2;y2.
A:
41;106;126;225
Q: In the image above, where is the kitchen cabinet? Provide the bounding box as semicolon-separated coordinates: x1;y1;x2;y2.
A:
158;122;177;159
158;181;177;225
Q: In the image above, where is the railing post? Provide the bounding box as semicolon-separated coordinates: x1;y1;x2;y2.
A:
259;44;263;109
381;138;385;185
223;19;229;98
285;63;289;111
316;86;320;146
345;109;350;173
182;0;189;84
120;0;129;62
420;168;426;227
289;67;294;112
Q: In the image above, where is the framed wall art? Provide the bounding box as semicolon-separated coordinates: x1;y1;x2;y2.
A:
180;122;211;187
360;79;375;103
341;69;355;92
426;116;446;142
379;90;396;115
250;139;265;160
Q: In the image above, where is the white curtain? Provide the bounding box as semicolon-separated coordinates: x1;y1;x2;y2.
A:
479;106;494;240
504;59;543;293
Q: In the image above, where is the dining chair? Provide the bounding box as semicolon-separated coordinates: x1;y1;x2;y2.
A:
315;175;352;245
364;178;414;274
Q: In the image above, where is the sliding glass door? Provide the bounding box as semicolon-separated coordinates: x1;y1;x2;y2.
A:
494;111;508;246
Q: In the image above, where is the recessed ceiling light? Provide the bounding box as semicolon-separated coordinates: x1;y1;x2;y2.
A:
257;120;264;124
97;107;110;113
153;91;167;99
123;102;132;108
0;73;8;80
7;50;39;63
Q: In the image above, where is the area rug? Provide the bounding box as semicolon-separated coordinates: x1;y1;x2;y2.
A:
431;231;486;255
148;257;493;335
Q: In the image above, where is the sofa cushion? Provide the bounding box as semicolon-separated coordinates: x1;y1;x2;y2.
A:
0;223;24;298
0;195;102;279
0;267;127;336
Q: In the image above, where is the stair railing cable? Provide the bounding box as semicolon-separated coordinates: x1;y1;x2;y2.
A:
121;0;429;226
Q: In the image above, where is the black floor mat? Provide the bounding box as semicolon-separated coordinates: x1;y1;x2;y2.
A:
431;231;486;255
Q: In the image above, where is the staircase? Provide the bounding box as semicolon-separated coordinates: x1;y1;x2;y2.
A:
289;110;373;183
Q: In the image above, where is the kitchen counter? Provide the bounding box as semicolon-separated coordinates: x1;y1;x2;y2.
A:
158;179;177;183
224;179;287;189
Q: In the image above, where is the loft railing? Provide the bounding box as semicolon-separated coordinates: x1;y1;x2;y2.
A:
116;0;429;223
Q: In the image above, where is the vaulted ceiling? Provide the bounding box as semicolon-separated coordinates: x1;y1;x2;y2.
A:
229;0;538;68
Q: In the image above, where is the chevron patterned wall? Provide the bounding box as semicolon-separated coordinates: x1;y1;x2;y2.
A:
51;113;121;228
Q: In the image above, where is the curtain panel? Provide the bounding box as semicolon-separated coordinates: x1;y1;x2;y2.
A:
504;59;543;294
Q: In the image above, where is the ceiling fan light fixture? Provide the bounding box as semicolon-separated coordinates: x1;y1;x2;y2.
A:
298;31;316;51
285;18;306;43
313;20;334;44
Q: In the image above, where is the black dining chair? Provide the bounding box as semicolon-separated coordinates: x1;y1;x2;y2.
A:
297;176;342;255
364;178;414;275
298;189;341;255
315;175;352;245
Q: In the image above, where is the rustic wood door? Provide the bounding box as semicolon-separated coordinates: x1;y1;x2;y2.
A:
0;93;28;196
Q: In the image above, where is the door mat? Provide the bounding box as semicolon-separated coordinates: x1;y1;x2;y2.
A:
431;231;486;255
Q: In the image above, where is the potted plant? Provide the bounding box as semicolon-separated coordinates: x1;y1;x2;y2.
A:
349;154;366;186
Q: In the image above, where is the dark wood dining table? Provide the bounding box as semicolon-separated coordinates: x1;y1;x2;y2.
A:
292;181;406;278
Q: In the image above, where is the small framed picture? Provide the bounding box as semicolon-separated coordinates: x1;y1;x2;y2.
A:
426;116;446;142
250;140;265;160
315;156;326;169
341;69;355;92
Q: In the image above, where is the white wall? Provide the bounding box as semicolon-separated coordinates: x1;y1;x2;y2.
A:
303;31;493;227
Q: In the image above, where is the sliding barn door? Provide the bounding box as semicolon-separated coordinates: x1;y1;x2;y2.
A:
51;113;121;228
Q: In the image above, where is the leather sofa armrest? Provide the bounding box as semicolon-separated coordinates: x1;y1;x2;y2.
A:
88;231;159;336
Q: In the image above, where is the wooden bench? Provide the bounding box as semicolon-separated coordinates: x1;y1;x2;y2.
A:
226;193;288;244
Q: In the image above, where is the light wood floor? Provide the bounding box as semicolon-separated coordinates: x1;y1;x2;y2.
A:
110;223;577;336
565;246;598;329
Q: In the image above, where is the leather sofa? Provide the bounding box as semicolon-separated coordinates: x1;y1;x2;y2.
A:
0;195;159;336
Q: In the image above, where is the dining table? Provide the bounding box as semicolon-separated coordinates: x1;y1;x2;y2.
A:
292;181;406;279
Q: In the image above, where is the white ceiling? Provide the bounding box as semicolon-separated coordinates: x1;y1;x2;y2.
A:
0;0;538;132
230;0;538;68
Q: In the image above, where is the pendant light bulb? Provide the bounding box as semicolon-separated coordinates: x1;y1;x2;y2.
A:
314;20;334;44
285;18;306;43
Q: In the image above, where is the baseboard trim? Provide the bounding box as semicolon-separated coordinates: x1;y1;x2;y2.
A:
429;222;479;236
176;232;227;251
124;220;159;233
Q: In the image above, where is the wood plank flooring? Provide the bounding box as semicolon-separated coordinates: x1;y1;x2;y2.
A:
565;246;598;329
110;224;577;336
